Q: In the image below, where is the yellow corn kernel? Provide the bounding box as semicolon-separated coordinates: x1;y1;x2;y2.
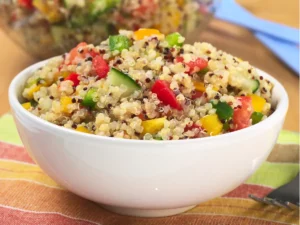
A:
142;117;166;135
22;102;31;110
76;126;92;134
27;84;42;99
193;81;206;92
60;96;72;114
200;114;223;136
134;29;161;40
250;94;266;112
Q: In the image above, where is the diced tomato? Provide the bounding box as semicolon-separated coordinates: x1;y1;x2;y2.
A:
68;42;87;64
176;56;208;75
92;55;109;79
175;56;184;63
67;42;99;65
233;96;253;130
151;80;182;110
18;0;34;9
64;73;80;87
191;90;203;100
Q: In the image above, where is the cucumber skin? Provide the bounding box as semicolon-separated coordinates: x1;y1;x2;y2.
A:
252;79;260;93
108;68;141;96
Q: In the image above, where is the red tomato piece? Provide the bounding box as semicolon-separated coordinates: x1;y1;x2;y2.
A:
92;55;109;79
68;42;87;63
65;73;80;87
191;90;203;100
67;43;99;65
18;0;33;9
151;80;182;110
175;56;208;74
233;96;253;130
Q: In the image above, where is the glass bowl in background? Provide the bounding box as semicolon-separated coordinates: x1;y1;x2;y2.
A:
0;0;220;59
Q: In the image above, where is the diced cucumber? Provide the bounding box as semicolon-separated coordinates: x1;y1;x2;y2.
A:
109;35;131;52
82;88;98;108
251;79;260;93
166;32;184;47
108;68;141;96
89;0;120;17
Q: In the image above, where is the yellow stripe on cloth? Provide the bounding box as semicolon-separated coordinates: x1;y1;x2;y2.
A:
189;197;299;224
0;159;61;189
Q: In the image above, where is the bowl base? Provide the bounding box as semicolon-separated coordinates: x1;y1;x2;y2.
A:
101;204;196;217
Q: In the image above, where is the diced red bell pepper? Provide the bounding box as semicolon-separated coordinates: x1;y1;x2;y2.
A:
18;0;34;9
92;55;109;79
233;96;253;130
64;73;80;87
191;90;203;100
176;56;208;74
151;80;182;110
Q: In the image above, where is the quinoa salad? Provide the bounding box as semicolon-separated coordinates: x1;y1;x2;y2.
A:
21;29;274;140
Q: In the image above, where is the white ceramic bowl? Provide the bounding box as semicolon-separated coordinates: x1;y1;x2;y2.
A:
9;60;288;217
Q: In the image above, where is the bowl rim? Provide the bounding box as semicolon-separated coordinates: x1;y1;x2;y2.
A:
8;59;289;145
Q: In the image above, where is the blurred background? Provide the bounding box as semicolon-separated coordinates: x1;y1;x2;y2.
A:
0;0;299;131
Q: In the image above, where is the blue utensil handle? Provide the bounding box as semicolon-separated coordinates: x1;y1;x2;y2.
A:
215;0;299;44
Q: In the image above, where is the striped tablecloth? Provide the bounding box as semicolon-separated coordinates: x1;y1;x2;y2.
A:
0;114;299;225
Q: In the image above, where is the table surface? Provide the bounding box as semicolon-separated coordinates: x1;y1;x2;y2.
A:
0;0;299;131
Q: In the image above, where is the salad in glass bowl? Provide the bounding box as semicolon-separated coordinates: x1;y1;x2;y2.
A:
0;0;219;59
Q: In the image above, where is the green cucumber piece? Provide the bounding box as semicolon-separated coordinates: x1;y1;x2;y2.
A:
82;88;98;108
240;77;260;93
166;32;184;47
89;0;120;17
251;79;260;93
212;101;234;120
251;112;264;125
109;35;131;52
108;68;141;96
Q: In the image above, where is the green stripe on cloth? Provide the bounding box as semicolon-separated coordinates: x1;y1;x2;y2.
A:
277;130;299;145
246;162;299;188
0;114;22;146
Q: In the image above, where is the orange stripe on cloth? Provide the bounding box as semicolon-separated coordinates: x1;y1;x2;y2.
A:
189;198;299;224
0;159;61;189
0;180;298;225
0;205;290;225
0;141;35;164
0;205;98;225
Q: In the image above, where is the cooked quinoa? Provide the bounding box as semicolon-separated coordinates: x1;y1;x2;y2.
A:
21;29;274;140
